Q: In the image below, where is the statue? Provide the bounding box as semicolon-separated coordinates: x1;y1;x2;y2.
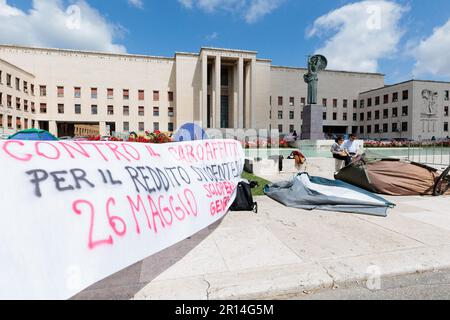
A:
304;55;328;105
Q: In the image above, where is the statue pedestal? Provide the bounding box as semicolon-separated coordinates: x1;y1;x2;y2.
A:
302;104;324;140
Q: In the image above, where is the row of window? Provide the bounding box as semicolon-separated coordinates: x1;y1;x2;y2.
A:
0;92;36;112
0;70;34;95
53;104;175;117
273;96;358;108
0;114;34;130
42;86;174;102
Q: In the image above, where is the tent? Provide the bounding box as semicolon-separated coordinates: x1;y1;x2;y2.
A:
264;173;394;217
172;123;208;142
335;154;450;196
8;129;58;141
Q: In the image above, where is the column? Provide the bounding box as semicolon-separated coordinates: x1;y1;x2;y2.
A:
201;53;208;127
237;58;244;129
214;56;221;128
49;120;57;136
99;121;107;136
250;59;256;128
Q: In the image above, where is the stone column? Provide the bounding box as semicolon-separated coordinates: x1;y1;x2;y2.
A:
214;56;221;128
237;58;244;129
201;53;208;127
49;120;58;136
250;59;256;128
99;121;107;136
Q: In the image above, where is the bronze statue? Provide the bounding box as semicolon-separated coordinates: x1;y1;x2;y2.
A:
304;55;328;105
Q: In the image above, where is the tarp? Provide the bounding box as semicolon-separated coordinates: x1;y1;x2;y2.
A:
8;128;58;141
0;139;244;299
264;173;394;217
335;156;450;196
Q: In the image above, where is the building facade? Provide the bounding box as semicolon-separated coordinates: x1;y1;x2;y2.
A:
0;44;449;140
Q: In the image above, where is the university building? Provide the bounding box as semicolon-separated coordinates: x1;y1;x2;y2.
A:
0;44;449;140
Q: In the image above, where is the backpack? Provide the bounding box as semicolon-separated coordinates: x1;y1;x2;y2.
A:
230;180;258;213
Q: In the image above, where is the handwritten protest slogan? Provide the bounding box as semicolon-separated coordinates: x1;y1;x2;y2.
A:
0;139;244;299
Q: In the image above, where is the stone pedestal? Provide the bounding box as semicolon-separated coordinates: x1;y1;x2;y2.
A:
301;104;324;140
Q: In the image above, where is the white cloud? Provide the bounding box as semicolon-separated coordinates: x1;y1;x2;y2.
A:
307;0;407;73
178;0;284;23
206;31;219;40
0;0;126;53
413;18;450;78
128;0;144;9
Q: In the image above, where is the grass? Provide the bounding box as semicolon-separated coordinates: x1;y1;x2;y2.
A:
241;171;272;196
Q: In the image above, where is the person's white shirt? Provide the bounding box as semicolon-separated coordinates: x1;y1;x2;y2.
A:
343;139;361;155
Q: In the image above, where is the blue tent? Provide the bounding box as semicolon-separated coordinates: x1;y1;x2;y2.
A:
172;123;208;142
8;129;58;141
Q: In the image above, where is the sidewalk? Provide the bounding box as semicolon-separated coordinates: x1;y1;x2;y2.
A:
74;191;450;300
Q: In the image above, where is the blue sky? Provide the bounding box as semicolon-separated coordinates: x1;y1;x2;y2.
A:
1;0;450;84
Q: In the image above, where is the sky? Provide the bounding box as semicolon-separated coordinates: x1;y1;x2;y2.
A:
1;0;450;84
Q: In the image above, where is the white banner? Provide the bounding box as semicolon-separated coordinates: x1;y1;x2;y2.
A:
0;139;244;299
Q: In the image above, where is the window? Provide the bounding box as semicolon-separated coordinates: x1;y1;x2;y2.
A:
58;104;64;114
333;99;338;108
40;103;47;114
7;95;11;107
289;111;294;120
402;106;408;116
353;100;357;108
40;85;47;97
23;81;28;93
367;98;372;107
392;107;398;117
107;105;114;115
402;90;409;100
445;90;449;101
367;111;372;121
123;89;129;100
383;109;389;119
168;107;174;117
375;110;380;120
367;125;372;134
31;102;35;113
74;87;81;98
392;123;398;132
107;88;114;99
168;122;174;132
445;106;449;117
75;104;81;114
278;124;283;133
153;122;159;131
15;77;20;90
91;105;98;115
123;122;129;132
278;111;283;119
301;97;306;106
360;113;364;121
57;86;64;98
402;122;408;132
6;74;11;86
375;96;380;106
0;92;3;106
375;124;380;133
168;91;174;102
153;107;160;117
278;96;283;106
322;98;327;107
359;126;364;134
153;91;160;101
138;106;145;116
289;97;295;106
31;84;35;95
323;112;327;120
138;90;145;101
383;94;389;104
343;99;348;108
289;125;295;133
383;123;388;133
91;88;98;99
24;100;28;112
360;100;364;108
393;92;398;102
16;98;20;110
123;106;129;116
0;114;3;128
7;115;12;128
445;122;449;132
0;70;2;84
333;112;337;120
16;118;21;130
353;113;357;121
139;122;145;132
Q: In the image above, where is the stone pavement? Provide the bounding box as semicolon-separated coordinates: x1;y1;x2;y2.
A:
73;192;450;300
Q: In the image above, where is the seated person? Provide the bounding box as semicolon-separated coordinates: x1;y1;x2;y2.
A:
331;136;352;166
343;134;362;158
287;150;306;169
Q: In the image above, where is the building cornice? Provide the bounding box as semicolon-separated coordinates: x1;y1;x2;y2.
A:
0;57;35;78
271;64;384;77
359;79;450;95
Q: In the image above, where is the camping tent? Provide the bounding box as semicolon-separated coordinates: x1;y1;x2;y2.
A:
264;173;394;217
335;155;450;196
8;129;58;141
